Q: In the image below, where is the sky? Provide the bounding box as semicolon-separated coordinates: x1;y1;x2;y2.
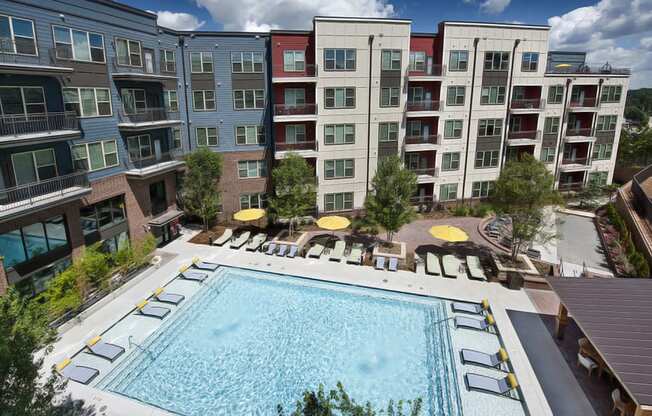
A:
123;0;652;88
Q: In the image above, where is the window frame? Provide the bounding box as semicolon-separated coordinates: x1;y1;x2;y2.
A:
324;192;354;212
164;90;179;112
409;51;426;71
547;85;564;104
474;150;499;169
478;119;503;137
596;115;618;131
233;89;265;110
439;183;458;201
126;134;153;162
442;152;460;171
52;25;105;63
239;193;267;210
121;88;147;115
472;181;494;198
324;124;355;145
172;127;182;149
592;143;613;160
195;127;218;147
235;125;265;145
446;86;465;106
444;120;463;139
231;51;264;73
449;50;468;71
324;159;354;179
115;37;142;67
283;50;305;72
192;90;216;111
324;48;356;71
285;124;306;143
541;147;556;163
238;160;267;179
484;51;510;71
190;51;213;73
521;52;538;72
480;86;506;105
163;49;176;72
600;86;622;103
380;87;400;107
544;117;560;134
324;87;355;109
11;148;57;183
381;49;402;71
71;139;119;172
0;85;46;116
0;14;37;56
378;122;399;142
63;87;112;118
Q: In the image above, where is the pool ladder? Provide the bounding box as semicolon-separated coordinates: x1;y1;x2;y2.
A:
128;335;154;360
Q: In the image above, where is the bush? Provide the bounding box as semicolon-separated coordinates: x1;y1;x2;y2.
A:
76;244;110;288
39;267;84;318
472;204;493;218
111;233;157;275
451;205;471;217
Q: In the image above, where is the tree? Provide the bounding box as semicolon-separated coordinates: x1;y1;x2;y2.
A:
617;127;652;167
364;156;417;241
182;148;223;231
491;154;562;261
268;153;317;236
577;180;603;209
625;106;649;127
277;382;422;416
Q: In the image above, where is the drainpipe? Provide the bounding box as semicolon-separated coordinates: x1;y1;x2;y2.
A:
179;36;193;151
553;78;572;183
499;38;521;169
365;34;374;200
460;37;479;203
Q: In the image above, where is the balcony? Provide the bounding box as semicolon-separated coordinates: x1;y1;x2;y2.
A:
118;108;182;131
569;98;597;109
510;98;543;111
407;167;439;183
0;172;90;221
125;151;186;179
111;57;177;82
410;194;435;205
274;140;318;159
0;40;74;75
558;182;585;191
565;128;596;143
406;100;441;116
273;104;317;122
0;112;80;145
560;157;591;172
507;130;540;146
407;64;443;80
272;64;317;83
404;134;440;152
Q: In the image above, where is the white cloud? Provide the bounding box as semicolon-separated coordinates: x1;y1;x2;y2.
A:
195;0;395;31
154;10;206;31
480;0;510;14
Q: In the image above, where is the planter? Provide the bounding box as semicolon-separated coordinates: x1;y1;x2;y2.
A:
492;253;542;287
372;241;407;262
273;230;309;246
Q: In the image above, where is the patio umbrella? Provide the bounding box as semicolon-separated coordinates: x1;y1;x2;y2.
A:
429;225;469;242
555;63;572;68
233;208;265;222
316;216;350;231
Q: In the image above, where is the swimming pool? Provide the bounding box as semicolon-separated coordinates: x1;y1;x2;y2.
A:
98;267;463;415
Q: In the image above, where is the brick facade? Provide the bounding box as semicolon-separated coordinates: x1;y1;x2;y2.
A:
218;150;270;219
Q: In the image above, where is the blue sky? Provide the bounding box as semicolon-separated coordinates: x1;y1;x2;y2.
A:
123;0;652;88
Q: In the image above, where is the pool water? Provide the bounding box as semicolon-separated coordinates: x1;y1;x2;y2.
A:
99;268;463;415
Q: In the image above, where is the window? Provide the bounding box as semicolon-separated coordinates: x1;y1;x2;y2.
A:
324;48;356;71
115;38;141;66
11;149;57;185
472;181;494;198
596;115;617;131
72;139;119;171
381;50;401;70
544;117;560;134
541;147;555;163
284;88;305;106
164;90;178;112
324;159;354;179
478;119;503;137
233;90;264;109
324;192;353;211
440;183;458;201
283;50;305;72
378;122;398;142
163;50;176;72
190;52;213;73
409;51;426;71
449;51;468;71
521;52;538;72
547;85;564;104
592;143;613;160
63;87;111;117
444;120;463;139
324;124;354;145
589;171;608;186
484;51;509;71
238;160;267;178
446;86;465;106
193;90;216;111
0;86;46;115
121;88;146;114
408;87;424;103
80;195;126;236
0;216;69;269
0;15;36;55
324;87;355;109
240;193;267;210
236;125;265;145
442;152;460;171
126;134;153;161
285;124;305;143
601;85;622;103
480;86;506;105
196;127;218;146
53;26;104;63
231;51;264;73
510;117;522;132
475;150;499;168
407;120;422;137
172;127;182;149
380;87;400;107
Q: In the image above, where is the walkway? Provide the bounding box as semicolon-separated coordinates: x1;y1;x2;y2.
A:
395;216;487;253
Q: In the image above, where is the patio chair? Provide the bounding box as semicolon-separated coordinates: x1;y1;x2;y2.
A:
388;257;398;272
212;228;233;246
307;243;325;258
246;233;267;251
265;243;277;255
329;241;345;262
346;244;363;264
277;245;288;257
455;314;496;332
56;359;99;385
426;253;442;276
461;348;509;369
136;300;170;319
466;256;487;281
442;255;459;278
375;256;386;270
611;389;628;416
153;287;185;305
577;352;598;376
191;258;219;271
85;336;125;362
465;373;519;399
179;269;208;282
287;245;298;258
230;231;251;249
452;299;490;315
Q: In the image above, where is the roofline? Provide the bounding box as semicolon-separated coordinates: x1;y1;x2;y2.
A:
96;0;157;19
411;32;439;37
172;30;270;38
270;30;313;35
314;16;412;24
442;20;550;30
548;51;587;55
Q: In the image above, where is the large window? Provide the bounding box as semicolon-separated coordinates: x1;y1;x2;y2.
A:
407;120;422;137
285;124;305;143
190;52;213;73
0;86;45;115
478;119;503;137
115;37;141;66
544;117;560;134
484;51;509;71
601;85;622;103
324;49;356;71
162;50;176;72
53;25;104;63
196;127;218;146
589;171;609;186
442;152;460;171
409;51;426;71
11;149;57;185
324;87;355;109
480;86;506;105
324;192;353;211
439;183;458;201
284;88;305;106
325;124;354;145
408;87;424;103
378;122;398;142
63;87;111;117
164;90;178;112
121;88;146;114
444;120;463;139
381;50;401;70
235;125;265;145
380;87;400;107
231;51;264;73
193;90;216;111
233;89;264;109
446;86;465;106
472;181;494;198
547;85;564;104
596;115;617;131
449;50;468;71
324;159;354;179
79;195;126;236
592;143;613;160
240;193;267;210
238;160;267;178
0;216;69;269
0;14;37;55
475;150;499;168
283;50;305;72
541;147;555;163
126;135;153;161
72;139;119;171
521;52;538;72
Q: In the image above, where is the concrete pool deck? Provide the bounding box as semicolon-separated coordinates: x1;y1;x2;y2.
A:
45;230;554;416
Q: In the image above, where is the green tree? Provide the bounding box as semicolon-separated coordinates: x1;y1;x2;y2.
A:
277;382;422;416
268;153;316;236
625;106;649;127
182;148;223;231
617;127;652;167
364;156;417;241
577;180;603;209
491;154;562;261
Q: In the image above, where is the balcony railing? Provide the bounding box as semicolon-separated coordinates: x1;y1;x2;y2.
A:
127;151;186;172
0;112;79;137
508;130;540;140
272;64;317;77
558;182;585;191
510;98;543;109
569;97;597;108
273;103;317;116
406;100;441;112
407;167;439;177
408;64;443;76
405;134;440;145
547;63;631;75
0;172;89;214
566;127;593;137
118;108;180;124
562;157;590;165
275;141;317;152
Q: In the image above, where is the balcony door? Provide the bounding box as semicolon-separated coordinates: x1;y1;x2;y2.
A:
143;49;154;73
284;88;305;107
11;149;57;186
149;180;167;216
121;89;146;115
0;86;46;116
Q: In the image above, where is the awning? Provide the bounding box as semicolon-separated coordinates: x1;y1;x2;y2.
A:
148;209;184;227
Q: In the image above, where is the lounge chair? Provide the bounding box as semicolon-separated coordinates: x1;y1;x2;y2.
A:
265;243;277;255
329;241;345;262
452;299;490;315
246;233;267;251
277;245;288;257
461;348;509;369
442;255;458;278
307;244;324;258
136;300;170;319
388;257;398;271
465;373;519;399
153;287;185;305
191;258;219;271
56;359;99;385
466;256;487;281
426;252;442;276
287;245;298;258
179;269;208;282
213;228;233;246
455;314;496;332
86;336;125;362
230;231;251;249
375;256;386;270
346;244;363;264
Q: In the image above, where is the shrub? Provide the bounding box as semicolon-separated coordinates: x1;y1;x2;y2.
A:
76;244;110;288
40;267;84;318
472;204;493;218
451;205;470;217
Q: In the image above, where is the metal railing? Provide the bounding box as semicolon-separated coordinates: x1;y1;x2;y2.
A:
407;167;439;177
273;103;317;116
0;172;89;214
569;97;597;108
510;98;543;109
508;130;540;140
118;108;180;124
561;157;590;165
127;152;185;172
272;64;317;77
547;63;631;75
408;63;443;76
406;100;441;112
0;112;79;137
405;134;440;145
275;141;317;152
558;182;585;191
566;127;593;137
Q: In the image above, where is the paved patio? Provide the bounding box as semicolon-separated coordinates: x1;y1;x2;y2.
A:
395;216;489;253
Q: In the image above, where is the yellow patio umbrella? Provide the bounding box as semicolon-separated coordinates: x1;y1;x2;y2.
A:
233;208;266;222
555;63;572;68
316;215;351;231
429;225;469;242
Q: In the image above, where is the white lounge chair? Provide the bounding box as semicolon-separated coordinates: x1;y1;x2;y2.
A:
442;255;458;278
213;228;233;246
466;256;487;281
452;299;489;315
136;300;170;319
265;243;277;255
56;359;99;385
346;244;363;264
388;257;398;271
246;233;267;251
455;314;496;332
86;336;125;362
230;231;251;249
307;244;324;258
426;252;442;276
287;245;298;258
465;373;519;399
461;348;509;369
329;241;345;262
375;256;386;270
277;245;288;257
153;287;185;305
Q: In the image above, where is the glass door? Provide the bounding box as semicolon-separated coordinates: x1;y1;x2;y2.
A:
144;51;154;73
